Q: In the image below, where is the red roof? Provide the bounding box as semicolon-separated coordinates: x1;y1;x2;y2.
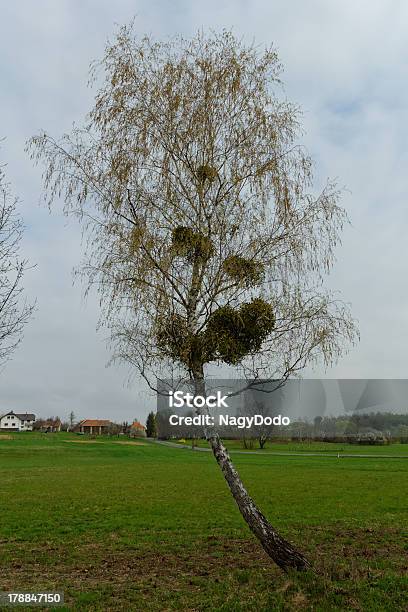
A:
131;420;145;430
79;419;111;427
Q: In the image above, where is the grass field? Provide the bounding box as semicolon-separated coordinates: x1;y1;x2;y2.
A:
0;432;407;611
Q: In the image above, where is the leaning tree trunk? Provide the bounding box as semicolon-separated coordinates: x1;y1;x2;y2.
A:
207;432;310;572
193;371;311;573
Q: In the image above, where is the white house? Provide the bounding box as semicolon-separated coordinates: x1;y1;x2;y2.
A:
0;411;35;431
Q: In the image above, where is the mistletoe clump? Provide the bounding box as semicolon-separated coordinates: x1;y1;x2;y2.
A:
171;226;214;261
222;255;264;287
129;225;144;252
156;313;192;365
205;298;275;365
196;164;218;183
156;312;214;367
156;298;275;368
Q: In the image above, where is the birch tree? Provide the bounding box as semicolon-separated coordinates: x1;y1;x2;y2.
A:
29;26;357;571
0;157;34;366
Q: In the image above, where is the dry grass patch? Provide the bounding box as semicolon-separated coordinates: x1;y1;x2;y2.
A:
62;439;147;446
62;440;105;444
1;529;407;611
114;441;147;446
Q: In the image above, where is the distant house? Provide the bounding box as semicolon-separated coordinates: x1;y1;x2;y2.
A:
77;419;112;435
130;420;146;438
0;411;35;431
39;418;61;433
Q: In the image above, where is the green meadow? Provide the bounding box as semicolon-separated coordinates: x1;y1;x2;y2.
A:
0;433;407;611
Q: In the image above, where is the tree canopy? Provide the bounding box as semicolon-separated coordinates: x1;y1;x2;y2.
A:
29;27;357;388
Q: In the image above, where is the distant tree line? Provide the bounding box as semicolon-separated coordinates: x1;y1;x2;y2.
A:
158;411;408;447
272;412;408;446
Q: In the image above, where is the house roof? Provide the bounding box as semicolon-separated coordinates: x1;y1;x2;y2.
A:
79;419;111;427
131;420;146;430
1;411;35;420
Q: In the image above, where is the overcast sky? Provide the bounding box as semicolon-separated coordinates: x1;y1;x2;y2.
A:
1;1;408;423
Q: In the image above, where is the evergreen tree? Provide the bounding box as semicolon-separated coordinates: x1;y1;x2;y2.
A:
146;412;157;438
